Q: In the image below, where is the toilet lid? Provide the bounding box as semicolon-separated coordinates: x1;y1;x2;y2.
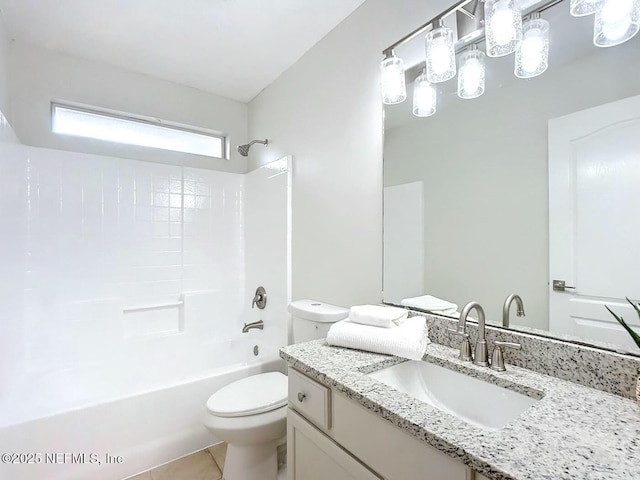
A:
206;372;288;417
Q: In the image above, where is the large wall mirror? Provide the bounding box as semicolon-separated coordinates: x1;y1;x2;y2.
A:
382;0;640;355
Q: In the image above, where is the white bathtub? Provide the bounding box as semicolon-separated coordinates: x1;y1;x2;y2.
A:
0;338;285;480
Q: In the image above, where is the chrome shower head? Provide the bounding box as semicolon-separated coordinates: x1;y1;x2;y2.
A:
236;139;268;157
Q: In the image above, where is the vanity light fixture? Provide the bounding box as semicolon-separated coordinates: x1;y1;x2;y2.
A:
593;0;640;46
380;50;407;104
381;0;637;114
484;0;523;57
515;13;550;78
457;45;486;99
570;0;605;16
413;70;438;117
426;19;457;83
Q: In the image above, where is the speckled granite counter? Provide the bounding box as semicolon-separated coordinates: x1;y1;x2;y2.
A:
280;340;640;480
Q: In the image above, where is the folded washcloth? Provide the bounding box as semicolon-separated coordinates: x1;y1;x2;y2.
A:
349;304;408;328
400;295;458;315
326;316;430;360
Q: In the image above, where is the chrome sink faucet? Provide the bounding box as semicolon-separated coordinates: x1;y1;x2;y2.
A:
449;302;489;366
502;294;525;328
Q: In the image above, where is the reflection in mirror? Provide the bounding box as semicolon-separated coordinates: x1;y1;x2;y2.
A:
382;0;640;354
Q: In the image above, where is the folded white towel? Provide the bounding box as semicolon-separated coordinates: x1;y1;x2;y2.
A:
349;304;408;328
400;295;458;315
326;316;430;360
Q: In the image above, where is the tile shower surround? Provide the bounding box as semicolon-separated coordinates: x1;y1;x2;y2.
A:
1;147;244;358
0;126;289;430
418;311;640;400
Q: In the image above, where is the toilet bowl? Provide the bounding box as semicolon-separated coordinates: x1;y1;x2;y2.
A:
204;372;288;480
204;300;348;480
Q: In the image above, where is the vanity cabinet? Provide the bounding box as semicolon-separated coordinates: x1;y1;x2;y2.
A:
287;368;489;480
288;409;382;480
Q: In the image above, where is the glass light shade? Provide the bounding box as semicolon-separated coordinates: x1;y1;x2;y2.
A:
412;72;437;117
457;48;486;99
515;17;550;78
484;0;523;57
425;25;456;83
594;0;640;46
380;54;407;104
571;0;605;16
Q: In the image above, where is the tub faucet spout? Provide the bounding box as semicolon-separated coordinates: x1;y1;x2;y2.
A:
242;320;264;333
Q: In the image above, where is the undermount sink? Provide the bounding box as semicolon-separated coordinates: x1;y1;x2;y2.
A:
367;360;539;430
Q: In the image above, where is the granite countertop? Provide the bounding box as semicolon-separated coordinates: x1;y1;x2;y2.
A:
280;340;640;480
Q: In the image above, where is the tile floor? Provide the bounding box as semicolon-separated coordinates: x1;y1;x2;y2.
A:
128;443;226;480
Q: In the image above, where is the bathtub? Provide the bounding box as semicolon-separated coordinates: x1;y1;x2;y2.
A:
0;337;285;480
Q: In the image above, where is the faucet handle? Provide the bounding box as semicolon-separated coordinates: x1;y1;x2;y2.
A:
448;329;473;362
252;286;267;309
491;341;521;372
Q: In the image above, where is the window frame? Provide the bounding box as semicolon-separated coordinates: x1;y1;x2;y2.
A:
50;101;227;160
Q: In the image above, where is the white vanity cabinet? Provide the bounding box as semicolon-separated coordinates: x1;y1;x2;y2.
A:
287;368;490;480
287;409;382;480
287;369;381;480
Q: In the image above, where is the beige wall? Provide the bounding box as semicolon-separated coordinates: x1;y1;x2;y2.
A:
7;41;249;172
247;0;453;307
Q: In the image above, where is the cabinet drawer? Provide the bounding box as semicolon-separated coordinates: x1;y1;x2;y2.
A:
288;368;331;430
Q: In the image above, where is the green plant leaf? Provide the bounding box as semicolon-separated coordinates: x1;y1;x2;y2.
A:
626;297;640;319
605;304;640;349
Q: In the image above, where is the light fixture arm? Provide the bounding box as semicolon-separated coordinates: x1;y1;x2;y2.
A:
382;0;567;56
382;0;473;57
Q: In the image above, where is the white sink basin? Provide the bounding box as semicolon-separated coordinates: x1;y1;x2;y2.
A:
367;361;539;430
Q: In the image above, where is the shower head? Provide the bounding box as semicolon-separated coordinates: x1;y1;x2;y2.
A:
237;139;269;157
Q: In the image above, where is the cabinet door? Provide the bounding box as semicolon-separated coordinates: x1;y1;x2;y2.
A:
287;408;382;480
332;392;469;480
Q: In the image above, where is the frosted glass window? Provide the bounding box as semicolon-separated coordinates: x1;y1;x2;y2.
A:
52;104;225;159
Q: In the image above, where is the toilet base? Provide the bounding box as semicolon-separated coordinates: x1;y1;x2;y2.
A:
223;439;280;480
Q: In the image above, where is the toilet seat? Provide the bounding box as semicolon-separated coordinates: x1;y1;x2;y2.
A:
207;372;288;418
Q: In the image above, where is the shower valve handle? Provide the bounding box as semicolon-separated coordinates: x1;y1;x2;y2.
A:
252;286;267;309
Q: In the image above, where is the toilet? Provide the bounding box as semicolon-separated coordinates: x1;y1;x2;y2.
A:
203;299;348;480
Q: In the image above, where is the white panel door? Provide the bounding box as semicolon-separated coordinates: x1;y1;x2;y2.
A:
549;95;640;352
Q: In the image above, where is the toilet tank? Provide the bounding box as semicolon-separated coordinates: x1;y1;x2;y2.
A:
289;299;349;343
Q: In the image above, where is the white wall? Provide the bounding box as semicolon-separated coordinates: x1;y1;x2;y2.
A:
8;41;249;172
248;0;452;307
384;42;640;328
0;118;22;409
244;157;291;346
0;17;9;118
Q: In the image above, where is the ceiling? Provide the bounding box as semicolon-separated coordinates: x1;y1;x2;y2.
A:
0;0;367;103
